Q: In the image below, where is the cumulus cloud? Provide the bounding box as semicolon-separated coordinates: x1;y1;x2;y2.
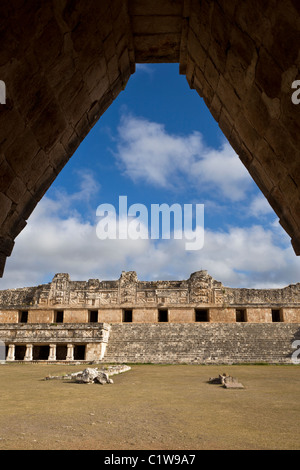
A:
1;179;300;290
0;126;299;291
249;193;274;217
115;114;253;201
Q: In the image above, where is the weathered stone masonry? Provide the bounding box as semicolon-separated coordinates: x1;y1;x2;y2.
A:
0;271;300;363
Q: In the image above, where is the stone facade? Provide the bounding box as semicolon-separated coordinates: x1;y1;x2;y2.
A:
0;270;299;363
0;271;300;324
0;0;300;278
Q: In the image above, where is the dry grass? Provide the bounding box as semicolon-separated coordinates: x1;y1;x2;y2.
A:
0;363;299;450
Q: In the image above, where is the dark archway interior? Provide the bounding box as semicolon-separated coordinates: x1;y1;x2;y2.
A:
0;0;299;277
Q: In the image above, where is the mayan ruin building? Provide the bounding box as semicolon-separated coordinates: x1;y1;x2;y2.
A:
0;1;299;365
0;270;299;364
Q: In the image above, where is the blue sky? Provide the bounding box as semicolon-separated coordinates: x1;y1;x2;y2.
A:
1;63;300;289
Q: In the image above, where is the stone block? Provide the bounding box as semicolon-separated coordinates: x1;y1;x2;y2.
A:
0;193;12;227
4;129;40;178
209;308;236;323
189;0;213;52
6;177;27;204
223;382;244;389
243;86;270;134
28;310;54;324
133;33;181;62
129;0;183;16
246;308;272;323
168;308;195;323
132;308;158;323
235;0;274;47
0;158;15;193
187;28;207;70
216;75;241;118
99;309;122;323
34;18;64;70
30;99;67;152
255;47;283;99
218;107;233;140
282;308;300;323
62;309;89;323
233;111;259;154
193;65;214;105
0;309;18;323
131;15;182;35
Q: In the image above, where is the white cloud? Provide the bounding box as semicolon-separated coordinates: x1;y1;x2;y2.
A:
0;131;298;291
135;64;155;76
249;193;274;217
115;114;253;201
1;181;300;290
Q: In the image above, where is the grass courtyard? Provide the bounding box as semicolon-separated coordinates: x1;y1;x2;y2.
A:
0;363;299;450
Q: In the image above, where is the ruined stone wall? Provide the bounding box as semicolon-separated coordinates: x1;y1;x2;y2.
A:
1;270;300;309
0;271;300;323
1;271;300;364
0;323;109;344
2;323;111;362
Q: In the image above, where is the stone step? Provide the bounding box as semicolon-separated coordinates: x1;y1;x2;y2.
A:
102;323;300;364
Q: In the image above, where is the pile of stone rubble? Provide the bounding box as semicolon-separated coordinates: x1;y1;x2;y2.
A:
44;364;131;385
208;372;244;389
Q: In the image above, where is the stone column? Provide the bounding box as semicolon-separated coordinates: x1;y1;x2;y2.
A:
48;344;56;361
6;344;15;361
24;344;33;361
66;344;74;361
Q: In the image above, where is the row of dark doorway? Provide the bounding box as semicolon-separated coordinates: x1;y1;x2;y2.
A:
122;309;169;323
235;309;282;323
9;345;86;361
122;309;205;322
18;308;283;324
122;309;283;323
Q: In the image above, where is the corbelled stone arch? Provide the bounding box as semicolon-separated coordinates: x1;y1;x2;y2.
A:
0;0;299;277
0;0;135;276
179;0;300;256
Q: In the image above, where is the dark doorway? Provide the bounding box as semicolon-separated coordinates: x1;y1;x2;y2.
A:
74;345;86;360
123;309;132;322
272;309;281;322
158;309;168;322
19;311;28;323
89;310;98;323
236;309;246;322
54;311;64;323
33;345;50;360
195;309;208;322
56;345;68;360
15;345;26;360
